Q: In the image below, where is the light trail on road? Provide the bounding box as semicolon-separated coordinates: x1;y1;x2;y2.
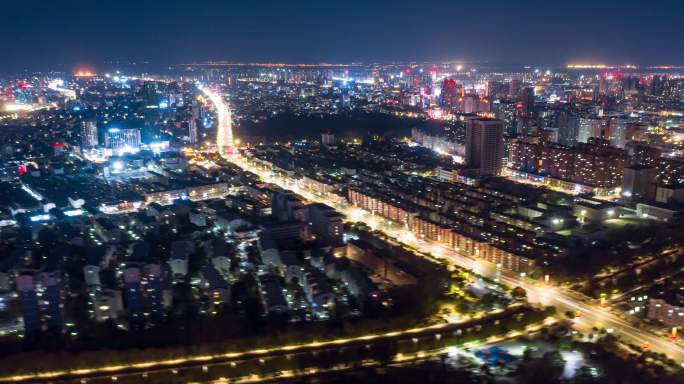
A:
0;307;524;383
200;85;233;154
204;319;557;384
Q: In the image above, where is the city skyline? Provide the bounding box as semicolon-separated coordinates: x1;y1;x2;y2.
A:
2;1;684;383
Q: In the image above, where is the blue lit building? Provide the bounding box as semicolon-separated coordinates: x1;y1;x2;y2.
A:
105;127;141;154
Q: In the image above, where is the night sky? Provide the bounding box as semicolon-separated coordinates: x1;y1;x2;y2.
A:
1;0;682;71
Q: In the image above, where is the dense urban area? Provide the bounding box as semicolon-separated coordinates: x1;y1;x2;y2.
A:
0;60;684;383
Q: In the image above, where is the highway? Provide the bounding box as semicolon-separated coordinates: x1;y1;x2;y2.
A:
198;87;684;361
199;84;233;154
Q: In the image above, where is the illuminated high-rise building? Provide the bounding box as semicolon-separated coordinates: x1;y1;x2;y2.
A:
465;118;504;176
609;117;628;149
509;78;522;99
650;75;665;96
105;127;141;153
578;117;603;143
461;94;481;113
486;80;503;98
622;76;640;97
191;99;204;122
557;109;579;147
520;87;535;117
189;119;198;145
340;89;351;109
81;118;98;148
141;82;159;107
